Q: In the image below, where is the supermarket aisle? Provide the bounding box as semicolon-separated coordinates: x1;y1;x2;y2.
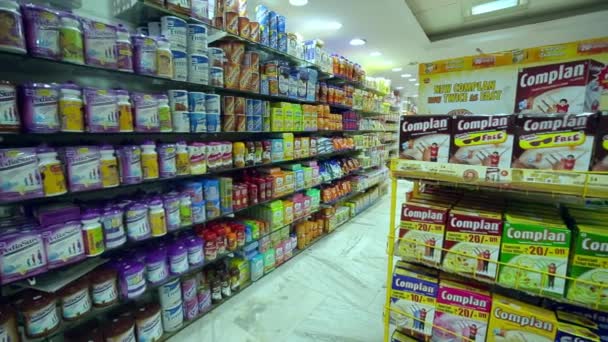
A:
170;182;409;342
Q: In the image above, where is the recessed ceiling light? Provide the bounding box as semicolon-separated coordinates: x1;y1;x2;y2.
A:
415;83;419;86
472;0;518;15
409;78;417;82
326;21;342;30
392;67;402;72
289;0;308;6
349;38;366;46
401;73;412;78
370;51;382;57
395;86;404;90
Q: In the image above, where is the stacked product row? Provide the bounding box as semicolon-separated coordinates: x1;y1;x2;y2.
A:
400;112;607;171
396;187;608;310
389;261;605;342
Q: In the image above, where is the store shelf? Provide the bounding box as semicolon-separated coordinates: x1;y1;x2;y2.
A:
321;179;384;206
0;149;358;205
390;159;608;199
320;74;389;97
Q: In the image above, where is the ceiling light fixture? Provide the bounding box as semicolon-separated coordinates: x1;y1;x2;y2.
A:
370;51;382;57
349;38;366;46
401;73;412;78
392;67;402;72
326;21;343;30
472;0;518;15
289;0;308;6
415;83;419;86
409;78;417;82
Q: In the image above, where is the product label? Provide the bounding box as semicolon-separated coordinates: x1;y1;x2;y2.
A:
188;55;209;84
159;147;177;177
32;89;59;130
149;211;166;237
158;106;172;132
118;104;133;131
101;213;126;249
66;147;101;191
136;37;157;74
170;253;189;274
0;234;45;280
0;86;18;127
126;209;151;240
43;223;83;266
40;163;67;196
165;201;181;230
84;21;117;67
83;225;105;256
399;115;451;163
59;99;84;132
101;159;119;188
187;245;203;265
188;26;207;54
26;302;59;336
141;154;159;180
161;302;183;332
146;260;168;284
172;52;188;81
163;18;187;51
137;311;163;341
198;289;212;313
92;279;117;305
125;270;146;298
134;97;159;131
159;279;181;307
180;204;192;226
62;289;91;319
116;41;133;71
59;27;84;63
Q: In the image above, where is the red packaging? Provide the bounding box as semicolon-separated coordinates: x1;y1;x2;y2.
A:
223;96;236;115
249;22;260;42
224;11;239;35
247;183;258;205
233;185;241;209
243;52;260;69
235;97;246;114
257;178;267;201
238;17;250;38
241;184;249;208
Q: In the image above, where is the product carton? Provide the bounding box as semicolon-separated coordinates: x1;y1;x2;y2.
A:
592;113;608;171
449;114;514;169
566;224;608;310
513;112;598;171
282;200;293;224
556;322;601;342
498;213;571;297
270;107;283;131
551;305;608;342
487;294;558;342
515;59;604;114
432;279;492;342
391;330;418;342
397;200;451;266
389;262;439;338
399;115;451;163
443;208;503;280
283;170;295;194
282;133;294;160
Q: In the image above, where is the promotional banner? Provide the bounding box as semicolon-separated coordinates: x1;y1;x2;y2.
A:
418;38;608;115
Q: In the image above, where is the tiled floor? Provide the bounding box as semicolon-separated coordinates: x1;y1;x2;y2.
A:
169;181;411;342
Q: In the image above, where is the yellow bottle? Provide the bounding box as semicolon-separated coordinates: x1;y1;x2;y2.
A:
58;84;84;132
148;200;167;237
233;142;246;168
141;142;159;180
37;149;67;196
100;146;119;188
116;90;134;132
156;37;174;79
176;142;191;175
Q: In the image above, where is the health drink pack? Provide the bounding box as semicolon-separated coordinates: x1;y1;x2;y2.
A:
399;115;451;163
487;294;557;342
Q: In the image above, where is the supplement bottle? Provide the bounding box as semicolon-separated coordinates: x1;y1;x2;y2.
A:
58;83;84;132
18;291;60;338
157;94;172;132
156;36;173;78
81;210;105;256
37;147;67;197
179;194;193;227
115;89;133;132
176;141;191;175
0;0;26;54
116;24;133;72
140;141;159;180
59;12;84;64
100;146;119;188
148;198;167;237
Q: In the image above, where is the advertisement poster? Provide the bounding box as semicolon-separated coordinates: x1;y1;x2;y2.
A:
418;37;608;115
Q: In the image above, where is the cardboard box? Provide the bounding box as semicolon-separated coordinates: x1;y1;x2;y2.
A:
513;112;598;171
592;113;608;171
399;115;451;163
449;114;514;169
515;59;604;114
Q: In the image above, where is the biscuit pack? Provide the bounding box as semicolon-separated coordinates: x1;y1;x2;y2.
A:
399;115;451;163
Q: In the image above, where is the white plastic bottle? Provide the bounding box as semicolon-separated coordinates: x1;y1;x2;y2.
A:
140;141;159;180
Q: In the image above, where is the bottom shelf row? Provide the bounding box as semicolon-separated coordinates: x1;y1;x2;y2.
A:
387;260;607;342
9;183;387;342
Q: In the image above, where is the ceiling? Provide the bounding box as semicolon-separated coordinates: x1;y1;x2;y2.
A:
248;0;608;97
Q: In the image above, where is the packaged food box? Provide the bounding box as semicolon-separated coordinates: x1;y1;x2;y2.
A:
443;208;503;281
449;114;514;169
556;322;601;342
432;279;491;342
498;213;571;297
513;112;598;171
592;113;608;171
389;261;438;338
566;224;608;310
550;304;608;342
487;294;557;342
515;59;604;114
397;200;451;266
399;115;451;163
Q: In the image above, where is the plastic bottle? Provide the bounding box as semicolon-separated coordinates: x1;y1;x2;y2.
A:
37;147;67;197
176;142;191;175
58;83;84;132
59;12;84;64
81;210;105;256
157;94;172;132
115;89;133;132
100;146;119;188
116;25;133;72
148;199;167;237
140;141;159;180
156;36;173;79
179;194;192;227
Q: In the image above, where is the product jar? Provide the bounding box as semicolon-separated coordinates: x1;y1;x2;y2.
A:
59;12;84;64
40;221;85;268
163;194;181;232
20;83;60;132
100;145;120;188
148;198;167;237
145;247;168;285
158;143;177;178
185;235;204;266
203;231;217;261
101;205;127;249
135;302;163;341
80;209;105;256
21;4;60;59
116;261;146;299
58;82;84;132
179;194;193;227
116;24;133;72
89;267;118;307
132;34;157;76
36;146;68;196
104;312;136;342
17;290;60;338
125;201;151;241
157;94;172;132
141;141;159;180
58;278;92;321
0;0;25;53
168;240;189;275
115;89;133;132
156;36;173;79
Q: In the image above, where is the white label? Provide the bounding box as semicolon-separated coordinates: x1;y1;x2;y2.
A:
188;245;203;265
136;106;159;130
170;253;188;274
125;270;146;298
173;57;187;81
0;157;41;197
90;103;118;129
87;36;117;65
0;98;18;125
172;112;190;132
62;289;91;319
26;302;59;336
146;260;168;284
92;279;117;305
46;226;84;265
158;279;181;307
188;58;209;84
126;210;150;240
161;302;183;332
137;311;163;342
38;29;60;54
70;158;100;188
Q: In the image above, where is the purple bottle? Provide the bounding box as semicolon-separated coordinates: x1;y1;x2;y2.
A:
21;4;60;59
167;240;188;275
117;145;143;184
115;24;133;72
184;235;204;266
20;83;60;133
158;143;177;179
101;205;126;249
145;247;168;285
131;34;157;76
82;19;117;69
124;201;150;241
163;194;181;232
115;260;146;299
